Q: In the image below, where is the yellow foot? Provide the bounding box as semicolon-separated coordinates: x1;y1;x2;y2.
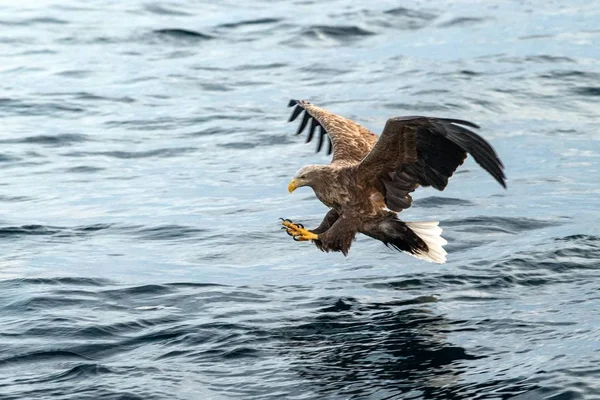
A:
280;218;318;241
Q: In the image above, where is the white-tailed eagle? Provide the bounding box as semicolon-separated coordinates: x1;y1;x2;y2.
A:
281;100;506;263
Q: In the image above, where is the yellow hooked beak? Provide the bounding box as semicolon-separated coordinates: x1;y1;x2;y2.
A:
288;178;298;194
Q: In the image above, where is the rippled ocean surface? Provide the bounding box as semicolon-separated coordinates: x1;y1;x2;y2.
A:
1;1;600;399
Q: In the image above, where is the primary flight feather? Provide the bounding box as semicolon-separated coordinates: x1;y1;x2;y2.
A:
281;99;506;263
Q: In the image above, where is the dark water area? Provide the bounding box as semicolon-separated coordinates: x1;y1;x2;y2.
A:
1;1;600;399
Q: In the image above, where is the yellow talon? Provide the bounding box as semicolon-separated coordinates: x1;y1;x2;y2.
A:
281;220;318;241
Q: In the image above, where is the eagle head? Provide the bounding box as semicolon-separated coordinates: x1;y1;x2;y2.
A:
288;165;323;193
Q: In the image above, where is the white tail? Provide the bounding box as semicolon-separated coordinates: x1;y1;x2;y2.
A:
405;221;448;264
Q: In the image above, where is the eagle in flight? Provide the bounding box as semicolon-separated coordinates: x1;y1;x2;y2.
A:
281;100;506;263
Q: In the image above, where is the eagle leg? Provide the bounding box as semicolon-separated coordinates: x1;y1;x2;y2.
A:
280;219;318;241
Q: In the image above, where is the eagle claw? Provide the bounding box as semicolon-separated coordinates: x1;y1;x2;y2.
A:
280;218;318;242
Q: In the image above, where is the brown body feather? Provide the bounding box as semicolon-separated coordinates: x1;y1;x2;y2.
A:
286;99;506;260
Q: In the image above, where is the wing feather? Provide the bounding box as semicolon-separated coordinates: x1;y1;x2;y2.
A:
288;105;303;122
433;121;505;184
316;125;326;153
287;99;378;164
358;116;506;212
295;111;310;136
306;117;318;143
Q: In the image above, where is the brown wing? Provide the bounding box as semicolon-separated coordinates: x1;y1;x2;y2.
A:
357;116;506;211
287;99;379;164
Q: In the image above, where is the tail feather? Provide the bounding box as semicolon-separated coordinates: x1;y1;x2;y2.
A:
404;221;448;264
362;216;448;263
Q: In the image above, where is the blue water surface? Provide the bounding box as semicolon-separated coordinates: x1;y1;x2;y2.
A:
1;1;599;399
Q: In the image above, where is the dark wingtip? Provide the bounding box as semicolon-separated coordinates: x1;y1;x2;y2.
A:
487;165;506;189
288;99;298;107
316;125;325;153
288;105;303;122
492;165;507;189
306;118;318;143
499;177;507;189
295;111;310;135
492;156;506;188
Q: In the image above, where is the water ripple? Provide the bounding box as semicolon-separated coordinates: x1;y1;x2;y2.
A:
301;25;375;43
66;148;196;159
0;224;112;239
0;133;88;146
151;29;214;41
218;18;282;29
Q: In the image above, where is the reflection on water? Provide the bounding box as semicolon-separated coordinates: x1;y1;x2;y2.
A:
283;301;477;398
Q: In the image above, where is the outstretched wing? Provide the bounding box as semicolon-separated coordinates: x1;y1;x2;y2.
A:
287;99;379;164
357;116;506;211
